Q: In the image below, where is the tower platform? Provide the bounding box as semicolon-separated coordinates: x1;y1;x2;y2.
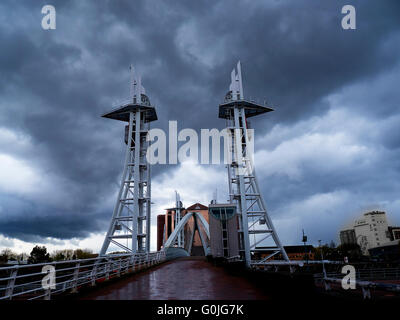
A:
218;99;273;119
102;100;157;123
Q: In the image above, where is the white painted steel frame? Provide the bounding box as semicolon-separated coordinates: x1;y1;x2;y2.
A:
224;62;289;267
174;192;184;248
100;110;151;255
163;211;210;254
100;67;152;255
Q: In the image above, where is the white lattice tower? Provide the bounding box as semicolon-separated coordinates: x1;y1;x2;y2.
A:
100;66;157;255
219;61;289;266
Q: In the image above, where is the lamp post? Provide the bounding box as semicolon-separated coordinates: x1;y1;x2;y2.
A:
318;240;327;278
302;229;308;264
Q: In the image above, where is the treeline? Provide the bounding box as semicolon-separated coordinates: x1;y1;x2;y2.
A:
0;246;98;264
314;242;363;261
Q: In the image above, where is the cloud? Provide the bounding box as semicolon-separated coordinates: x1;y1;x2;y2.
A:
0;232;106;255
252;104;400;244
151;161;227;214
0;0;399;252
0;235;15;249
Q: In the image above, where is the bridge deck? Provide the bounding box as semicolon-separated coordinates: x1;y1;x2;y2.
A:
78;258;269;300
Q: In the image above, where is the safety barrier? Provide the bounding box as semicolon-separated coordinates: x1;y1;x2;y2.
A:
323;267;400;281
0;251;165;300
314;267;400;299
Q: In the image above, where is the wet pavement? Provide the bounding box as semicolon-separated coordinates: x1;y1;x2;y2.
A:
78;258;269;300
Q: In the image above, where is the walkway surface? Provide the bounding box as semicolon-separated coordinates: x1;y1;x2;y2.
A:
78;258;269;300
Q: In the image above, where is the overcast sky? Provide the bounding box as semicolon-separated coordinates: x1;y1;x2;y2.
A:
0;0;399;253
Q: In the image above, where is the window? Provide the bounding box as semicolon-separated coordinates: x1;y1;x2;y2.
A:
225;208;235;217
221;221;227;229
210;208;221;219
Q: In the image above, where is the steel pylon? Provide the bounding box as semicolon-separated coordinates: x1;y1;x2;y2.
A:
219;61;289;267
174;192;184;248
99;66;157;255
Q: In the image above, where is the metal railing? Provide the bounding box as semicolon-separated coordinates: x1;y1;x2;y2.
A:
318;267;400;281
314;267;400;299
250;260;343;271
0;251;165;300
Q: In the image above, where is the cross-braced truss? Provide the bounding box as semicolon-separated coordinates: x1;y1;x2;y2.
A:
100;66;156;255
220;62;289;266
163;211;210;256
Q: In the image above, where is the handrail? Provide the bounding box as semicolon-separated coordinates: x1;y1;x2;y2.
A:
313;267;400;299
315;267;400;281
0;251;165;300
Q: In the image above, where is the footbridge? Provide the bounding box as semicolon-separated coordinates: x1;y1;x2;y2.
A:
163;211;210;259
3;64;399;302
2;252;399;300
0;252;293;300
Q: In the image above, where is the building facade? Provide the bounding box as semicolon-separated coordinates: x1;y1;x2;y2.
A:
339;229;357;245
340;211;392;255
208;203;240;259
156;214;165;251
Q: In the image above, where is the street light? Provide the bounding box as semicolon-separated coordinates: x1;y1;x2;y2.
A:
302;229;308;264
318;240;327;278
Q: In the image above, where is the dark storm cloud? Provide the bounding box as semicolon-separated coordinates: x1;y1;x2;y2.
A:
0;0;399;244
255;104;400;244
0;194;103;241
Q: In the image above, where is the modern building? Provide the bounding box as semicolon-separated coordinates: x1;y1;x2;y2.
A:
156;215;165;251
339;211;393;255
208;203;240;259
157;207;180;251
